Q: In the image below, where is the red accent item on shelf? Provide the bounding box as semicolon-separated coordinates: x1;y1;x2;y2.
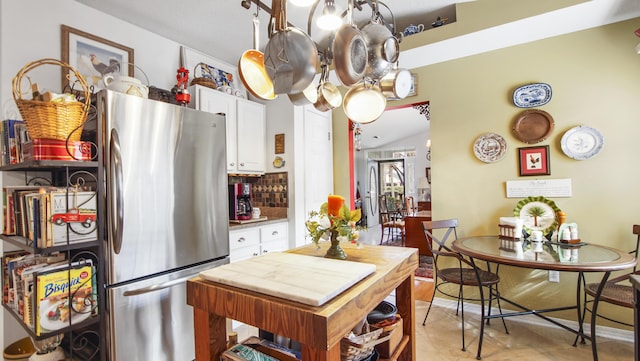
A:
22;139;91;161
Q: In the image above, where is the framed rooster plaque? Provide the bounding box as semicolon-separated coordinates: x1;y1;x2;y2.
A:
61;25;134;93
518;145;550;176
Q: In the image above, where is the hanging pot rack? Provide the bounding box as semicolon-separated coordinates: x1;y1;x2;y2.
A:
240;0;398;39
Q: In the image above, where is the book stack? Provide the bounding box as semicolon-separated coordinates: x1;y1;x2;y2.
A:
2;187;97;248
0;119;28;165
1;253;97;335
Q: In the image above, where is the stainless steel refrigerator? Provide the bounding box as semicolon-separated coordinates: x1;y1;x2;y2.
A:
97;90;229;361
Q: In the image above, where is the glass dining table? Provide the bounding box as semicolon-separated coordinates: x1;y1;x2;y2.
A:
452;235;636;361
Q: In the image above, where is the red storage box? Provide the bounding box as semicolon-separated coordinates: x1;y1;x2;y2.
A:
22;138;92;161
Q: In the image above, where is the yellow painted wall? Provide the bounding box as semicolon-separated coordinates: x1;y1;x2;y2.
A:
334;19;640;328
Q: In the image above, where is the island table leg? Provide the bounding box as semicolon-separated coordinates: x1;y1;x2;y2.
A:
193;307;226;361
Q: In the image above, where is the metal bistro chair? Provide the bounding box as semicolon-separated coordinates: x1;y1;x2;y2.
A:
378;195;405;244
579;224;640;345
421;219;509;353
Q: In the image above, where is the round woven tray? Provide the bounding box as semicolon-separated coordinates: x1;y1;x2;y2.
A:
12;58;90;142
190;77;217;90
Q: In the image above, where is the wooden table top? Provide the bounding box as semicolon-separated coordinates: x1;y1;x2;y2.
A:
187;243;418;350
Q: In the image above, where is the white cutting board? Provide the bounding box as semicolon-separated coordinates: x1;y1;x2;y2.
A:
199;252;376;306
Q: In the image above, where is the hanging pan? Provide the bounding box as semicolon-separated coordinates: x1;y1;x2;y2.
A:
314;63;342;112
333;0;368;87
238;1;276;100
264;0;318;95
361;0;399;80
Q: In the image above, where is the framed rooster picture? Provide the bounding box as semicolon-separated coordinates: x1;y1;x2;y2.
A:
61;25;134;93
518;145;550;176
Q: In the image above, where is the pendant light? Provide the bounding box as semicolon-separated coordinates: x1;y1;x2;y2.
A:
317;0;342;31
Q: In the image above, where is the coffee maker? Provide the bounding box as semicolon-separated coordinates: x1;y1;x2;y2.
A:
229;183;253;220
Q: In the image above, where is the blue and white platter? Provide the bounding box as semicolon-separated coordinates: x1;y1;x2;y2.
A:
513;83;552;108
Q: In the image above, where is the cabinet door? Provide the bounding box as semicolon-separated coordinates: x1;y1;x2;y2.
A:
195;87;238;172
236;99;265;173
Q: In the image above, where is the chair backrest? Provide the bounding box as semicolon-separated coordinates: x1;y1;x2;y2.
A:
422;219;459;256
632;224;640;272
378;195;391;223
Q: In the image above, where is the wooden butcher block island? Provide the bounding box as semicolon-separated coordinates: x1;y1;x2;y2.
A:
187;243;418;361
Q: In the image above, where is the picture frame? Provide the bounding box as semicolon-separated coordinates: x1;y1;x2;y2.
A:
180;46;247;98
518;145;550;176
426;167;431;183
407;73;418;97
61;25;134;93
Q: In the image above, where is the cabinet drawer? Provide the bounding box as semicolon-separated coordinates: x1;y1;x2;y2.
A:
260;223;288;243
229;228;260;250
260;238;289;255
230;245;260;262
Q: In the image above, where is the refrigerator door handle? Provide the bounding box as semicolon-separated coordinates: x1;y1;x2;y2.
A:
110;129;124;254
122;274;195;296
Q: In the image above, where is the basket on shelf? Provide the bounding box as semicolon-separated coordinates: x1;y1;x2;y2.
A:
340;325;390;361
12;58;90;142
189;62;217;90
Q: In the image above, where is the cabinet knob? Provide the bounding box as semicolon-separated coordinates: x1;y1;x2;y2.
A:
230;162;235;166
272;231;278;236
263;249;269;253
237;237;246;243
240;163;245;166
253;252;259;256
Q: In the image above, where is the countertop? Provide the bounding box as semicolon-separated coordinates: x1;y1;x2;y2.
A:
228;215;288;230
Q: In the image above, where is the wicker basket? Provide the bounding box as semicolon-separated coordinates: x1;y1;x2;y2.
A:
12;58;90;142
340;326;390;361
189;62;217;90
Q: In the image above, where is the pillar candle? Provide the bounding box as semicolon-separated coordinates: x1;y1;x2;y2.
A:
327;195;344;217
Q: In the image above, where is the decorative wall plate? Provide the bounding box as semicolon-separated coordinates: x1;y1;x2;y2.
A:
512;109;554;144
272;156;285;168
514;196;561;236
513;83;552;108
473;133;507;163
560;125;604;160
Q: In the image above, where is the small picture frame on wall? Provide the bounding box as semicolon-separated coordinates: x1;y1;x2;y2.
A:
518;145;550;176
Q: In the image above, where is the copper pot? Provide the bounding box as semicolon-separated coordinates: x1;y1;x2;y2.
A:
238;8;276;100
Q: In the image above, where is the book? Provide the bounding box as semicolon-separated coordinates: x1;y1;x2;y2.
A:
48;190;97;247
13;122;29;164
35;261;94;336
2;186;46;236
2;251;28;305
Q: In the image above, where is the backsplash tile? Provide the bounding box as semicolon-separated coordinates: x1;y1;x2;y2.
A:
251;172;288;208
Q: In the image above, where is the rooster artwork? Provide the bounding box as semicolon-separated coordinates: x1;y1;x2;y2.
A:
528;153;540;169
77;52;122;88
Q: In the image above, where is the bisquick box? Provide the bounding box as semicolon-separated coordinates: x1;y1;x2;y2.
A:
22;139;92;161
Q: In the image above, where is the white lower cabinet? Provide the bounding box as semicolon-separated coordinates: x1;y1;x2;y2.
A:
229;221;289;262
